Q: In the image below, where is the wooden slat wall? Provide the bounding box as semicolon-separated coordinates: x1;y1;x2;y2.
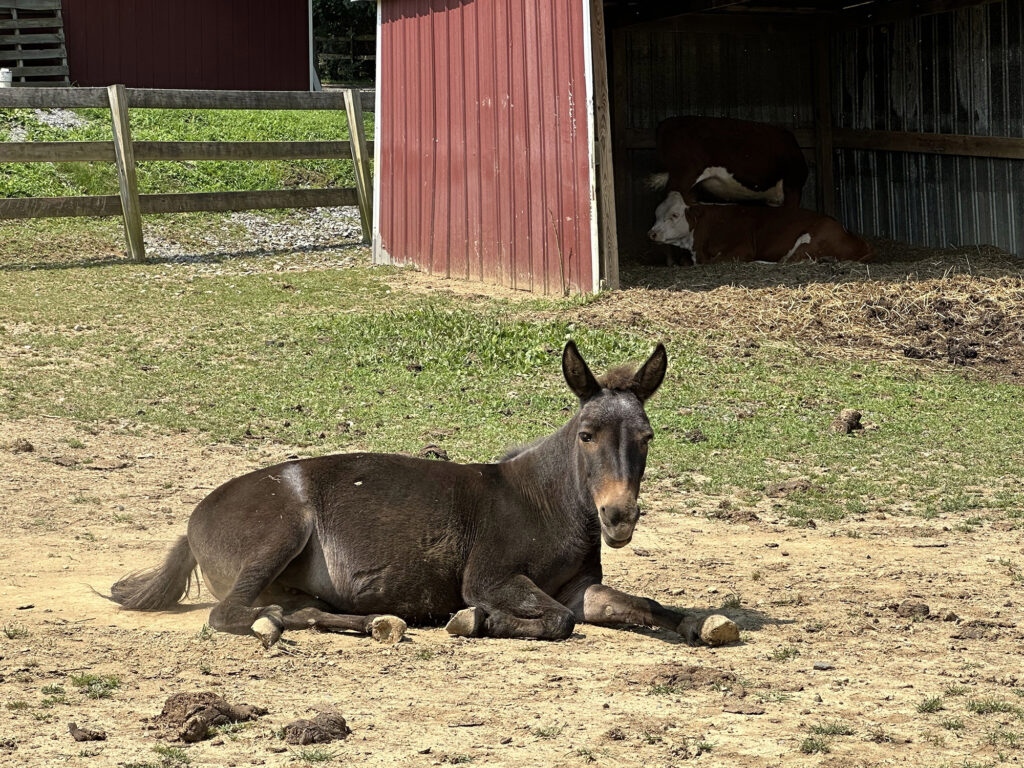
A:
0;0;68;84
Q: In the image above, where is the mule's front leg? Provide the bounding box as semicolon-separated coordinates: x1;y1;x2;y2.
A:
459;574;576;640
573;584;739;646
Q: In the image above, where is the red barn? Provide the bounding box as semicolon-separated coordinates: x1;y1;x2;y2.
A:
61;0;317;90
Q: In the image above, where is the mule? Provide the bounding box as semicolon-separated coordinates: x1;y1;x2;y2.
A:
111;341;736;647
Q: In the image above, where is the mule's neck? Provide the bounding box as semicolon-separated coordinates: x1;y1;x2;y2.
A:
501;415;593;523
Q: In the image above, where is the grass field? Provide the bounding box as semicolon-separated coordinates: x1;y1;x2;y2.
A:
2;240;1022;528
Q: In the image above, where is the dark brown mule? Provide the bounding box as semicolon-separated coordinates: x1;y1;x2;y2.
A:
112;342;736;647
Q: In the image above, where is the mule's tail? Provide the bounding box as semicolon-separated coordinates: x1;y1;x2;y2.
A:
646;171;670;191
110;535;197;610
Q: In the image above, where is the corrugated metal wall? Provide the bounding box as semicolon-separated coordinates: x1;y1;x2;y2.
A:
377;0;594;293
833;0;1024;254
62;0;310;90
611;19;818;249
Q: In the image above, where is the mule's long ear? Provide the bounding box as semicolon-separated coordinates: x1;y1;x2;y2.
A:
632;343;667;402
562;341;601;402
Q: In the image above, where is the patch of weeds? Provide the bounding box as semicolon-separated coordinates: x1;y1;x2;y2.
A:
917;696;945;713
941;717;966;731
70;673;121;699
78;747;102;757
575;748;596;763
5;700;30;711
79;531;97;542
809;721;855;736
769;646;800;662
954;516;984;533
198;661;212;675
153;744;190;766
984;728;1023;749
867;727;893;743
799;736;831;754
640;730;663;745
414;648;435;661
924;731;947;747
944;684;970;697
996;558;1023;584
721;592;742;610
63;437;86;449
3;623;29;639
112;511;134;523
693;739;714;755
751;570;762;582
32;710;53;722
40;694;68;708
967;698;1019;716
195;624;215;641
532;724;564;739
40;684;65;695
438;755;473;765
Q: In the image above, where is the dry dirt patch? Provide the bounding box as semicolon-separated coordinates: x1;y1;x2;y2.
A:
1;417;1023;767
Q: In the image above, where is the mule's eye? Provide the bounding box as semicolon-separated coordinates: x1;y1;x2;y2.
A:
640;433;654;445
579;431;593;443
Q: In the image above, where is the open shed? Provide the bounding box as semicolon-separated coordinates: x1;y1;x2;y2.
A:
368;0;1023;293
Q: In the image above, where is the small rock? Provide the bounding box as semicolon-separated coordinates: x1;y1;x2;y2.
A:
941;610;959;622
500;737;512;745
831;409;863;434
813;693;823;703
68;722;106;742
419;444;449;461
605;727;626;741
700;615;740;646
813;662;835;671
282;711;351;745
896;600;929;619
765;542;779;548
268;746;287;753
723;702;765;715
52;455;78;467
85;458;131;471
10;439;33;453
633;548;651;557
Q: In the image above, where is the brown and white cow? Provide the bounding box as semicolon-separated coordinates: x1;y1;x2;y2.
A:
648;191;874;264
651;116;809;208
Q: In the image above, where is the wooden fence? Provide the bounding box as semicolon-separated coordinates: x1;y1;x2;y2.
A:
0;86;375;260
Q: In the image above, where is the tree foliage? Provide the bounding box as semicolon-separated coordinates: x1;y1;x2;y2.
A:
313;0;376;84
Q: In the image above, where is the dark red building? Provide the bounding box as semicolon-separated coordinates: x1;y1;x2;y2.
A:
61;0;316;91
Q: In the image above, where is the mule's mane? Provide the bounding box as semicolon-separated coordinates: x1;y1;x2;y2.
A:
598;365;638;392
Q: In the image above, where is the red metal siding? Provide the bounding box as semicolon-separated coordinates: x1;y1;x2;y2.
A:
379;0;594;293
61;0;309;90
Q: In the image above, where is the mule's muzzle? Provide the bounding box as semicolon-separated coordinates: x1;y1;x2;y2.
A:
599;507;639;549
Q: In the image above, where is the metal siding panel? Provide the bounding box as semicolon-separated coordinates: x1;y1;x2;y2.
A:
376;0;593;292
833;0;1023;255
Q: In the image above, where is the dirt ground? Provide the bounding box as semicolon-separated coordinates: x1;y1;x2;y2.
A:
2;416;1023;768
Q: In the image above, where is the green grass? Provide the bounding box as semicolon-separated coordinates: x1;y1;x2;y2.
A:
0;107;371;200
290;747;337;764
808;721;855;736
2;623;28;639
1;245;1023;527
799;736;831;754
967;699;1021;716
769;646;800;662
917;696;946;714
152;744;190;766
69;673;121;699
531;724;564;739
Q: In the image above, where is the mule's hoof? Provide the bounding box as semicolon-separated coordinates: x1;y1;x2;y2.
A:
445;607;485;637
370;615;406;644
252;616;283;649
700;614;740;646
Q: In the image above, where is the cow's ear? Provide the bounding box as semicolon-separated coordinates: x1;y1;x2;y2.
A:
562;341;601;402
632;343;667;402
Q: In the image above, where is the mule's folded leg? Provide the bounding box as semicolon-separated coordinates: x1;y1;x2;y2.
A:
463;574;575;640
279;607;406;644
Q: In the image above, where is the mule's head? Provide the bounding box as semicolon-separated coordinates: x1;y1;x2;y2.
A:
562;341;667;548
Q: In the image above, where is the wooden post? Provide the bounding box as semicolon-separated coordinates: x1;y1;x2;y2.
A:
107;84;146;261
590;0;619;290
813;27;836;217
344;88;373;243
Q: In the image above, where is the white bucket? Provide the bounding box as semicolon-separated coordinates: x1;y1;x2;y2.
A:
0;68;12;88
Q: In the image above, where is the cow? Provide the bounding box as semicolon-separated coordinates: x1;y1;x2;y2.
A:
648;191;875;264
650;116;809;208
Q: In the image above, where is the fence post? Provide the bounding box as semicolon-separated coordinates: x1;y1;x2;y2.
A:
343;88;372;243
107;84;146;261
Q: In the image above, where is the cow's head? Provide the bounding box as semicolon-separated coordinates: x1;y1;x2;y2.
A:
562;341;666;549
647;191;693;249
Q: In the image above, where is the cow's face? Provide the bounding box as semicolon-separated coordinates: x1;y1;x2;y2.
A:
648;191;692;248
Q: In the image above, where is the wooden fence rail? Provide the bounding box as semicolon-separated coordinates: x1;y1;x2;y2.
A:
0;86;375;260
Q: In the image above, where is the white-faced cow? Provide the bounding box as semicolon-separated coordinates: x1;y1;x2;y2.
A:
650;116;809;208
648;191;874;264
